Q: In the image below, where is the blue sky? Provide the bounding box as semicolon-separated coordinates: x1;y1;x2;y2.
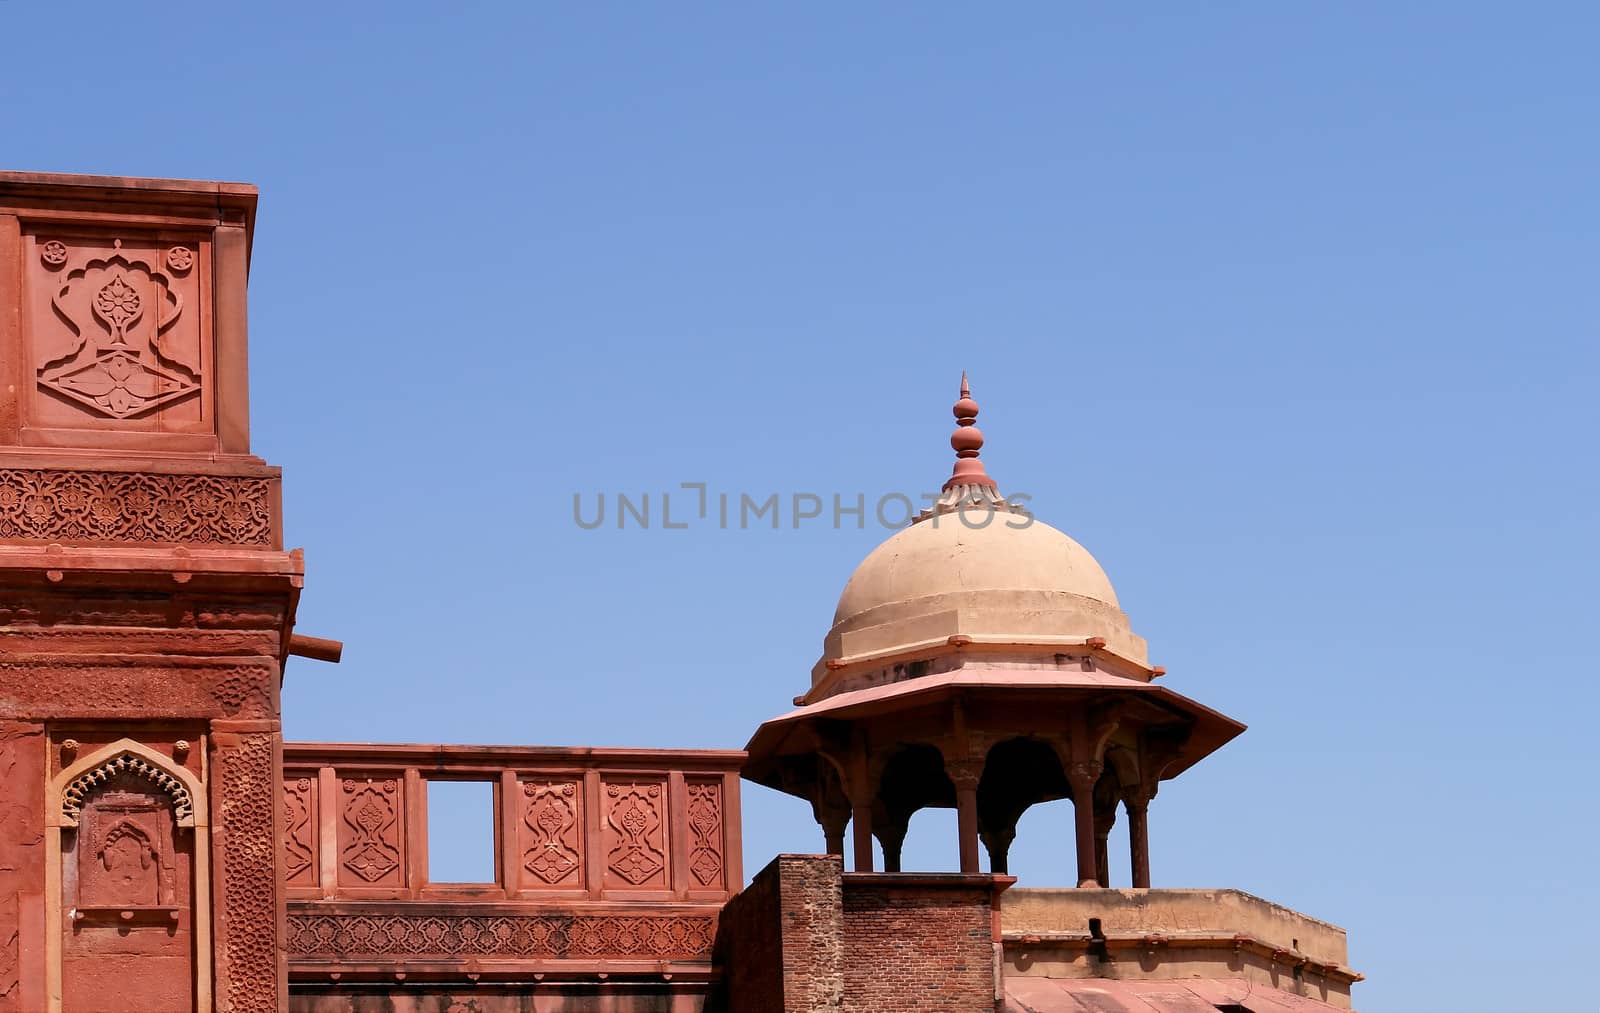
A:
5;5;1597;1011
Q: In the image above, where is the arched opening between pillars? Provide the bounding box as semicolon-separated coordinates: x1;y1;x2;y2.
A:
977;737;1069;875
872;744;953;872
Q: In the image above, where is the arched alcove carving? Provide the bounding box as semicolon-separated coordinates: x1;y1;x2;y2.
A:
48;736;211;1011
61;751;195;829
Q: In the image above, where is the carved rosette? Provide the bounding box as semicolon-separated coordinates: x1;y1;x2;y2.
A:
521;781;582;886
603;782;667;888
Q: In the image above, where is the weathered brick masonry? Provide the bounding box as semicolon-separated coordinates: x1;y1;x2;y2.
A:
714;855;1009;1013
714;855;844;1013
841;873;1010;1013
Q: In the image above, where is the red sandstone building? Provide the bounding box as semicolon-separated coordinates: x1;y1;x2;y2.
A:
0;172;1361;1012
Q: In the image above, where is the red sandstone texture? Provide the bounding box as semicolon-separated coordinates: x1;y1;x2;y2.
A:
0;722;45;1012
0;171;301;1011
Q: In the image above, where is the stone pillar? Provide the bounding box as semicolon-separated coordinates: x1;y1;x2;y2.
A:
1123;786;1153;889
1093;803;1117;888
851;803;874;873
1066;761;1102;889
875;819;908;873
819;807;849;857
947;760;983;874
980;824;1016;875
813;787;851;859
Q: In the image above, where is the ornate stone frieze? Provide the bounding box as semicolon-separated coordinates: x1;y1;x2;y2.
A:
0;662;276;721
0;467;273;546
286;911;716;962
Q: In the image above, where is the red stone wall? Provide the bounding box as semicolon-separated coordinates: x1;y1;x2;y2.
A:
841;873;1003;1013
0;722;45;1011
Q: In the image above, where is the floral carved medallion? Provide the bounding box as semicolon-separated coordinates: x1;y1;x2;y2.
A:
604;782;666;887
32;237;202;421
341;779;402;884
523;781;582;886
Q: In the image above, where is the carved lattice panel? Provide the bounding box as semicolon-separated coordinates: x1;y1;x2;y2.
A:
518;779;584;889
22;231;211;432
282;774;318;888
601;779;669;890
336;776;406;889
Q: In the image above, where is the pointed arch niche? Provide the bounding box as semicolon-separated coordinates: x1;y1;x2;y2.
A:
45;737;212;1013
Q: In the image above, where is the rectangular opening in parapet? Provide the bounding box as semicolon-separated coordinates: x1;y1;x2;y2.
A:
426;779;497;884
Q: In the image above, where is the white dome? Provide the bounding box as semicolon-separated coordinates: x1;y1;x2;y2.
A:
815;509;1147;685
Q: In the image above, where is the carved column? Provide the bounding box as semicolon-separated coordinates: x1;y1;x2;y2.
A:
818;806;849;857
946;759;983;874
874;818;909;873
847;742;875;873
811;777;852;859
1066;761;1102;889
1123;784;1154;889
979;823;1017;876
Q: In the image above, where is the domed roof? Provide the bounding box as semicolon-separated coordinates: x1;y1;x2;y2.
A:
834;512;1121;625
811;377;1148;688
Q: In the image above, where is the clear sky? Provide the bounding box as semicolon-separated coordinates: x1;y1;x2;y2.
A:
5;5;1596;1011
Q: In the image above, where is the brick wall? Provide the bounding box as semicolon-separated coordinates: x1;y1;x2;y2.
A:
715;856;1008;1013
714;854;843;1013
840;873;1006;1013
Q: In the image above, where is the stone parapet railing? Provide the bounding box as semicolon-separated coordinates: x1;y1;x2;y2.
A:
281;742;744;982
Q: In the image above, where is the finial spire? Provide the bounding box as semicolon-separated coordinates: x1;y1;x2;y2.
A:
945;372;996;491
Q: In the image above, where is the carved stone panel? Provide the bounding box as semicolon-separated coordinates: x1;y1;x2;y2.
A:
337;776;405;889
685;779;725;890
282;775;317;889
75;788;176;911
214;731;281;1013
22;231;211;434
518;780;583;889
601;780;668;891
